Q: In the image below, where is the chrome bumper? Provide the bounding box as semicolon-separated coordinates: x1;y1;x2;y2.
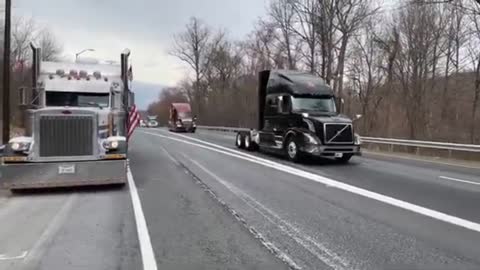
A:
0;159;127;189
300;144;362;156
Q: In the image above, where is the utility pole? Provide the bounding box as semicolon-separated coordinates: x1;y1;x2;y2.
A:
2;0;12;144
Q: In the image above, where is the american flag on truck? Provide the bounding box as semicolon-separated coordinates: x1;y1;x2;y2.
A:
128;104;140;139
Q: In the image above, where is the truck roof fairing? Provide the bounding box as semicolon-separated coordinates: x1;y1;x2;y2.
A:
266;70;333;96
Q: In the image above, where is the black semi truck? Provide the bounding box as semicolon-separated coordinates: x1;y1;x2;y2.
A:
235;70;362;163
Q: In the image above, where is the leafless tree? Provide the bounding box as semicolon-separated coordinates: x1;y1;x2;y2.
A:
348;19;384;133
170;17;212;115
466;3;480;143
268;0;299;69
290;0;320;73
333;0;378;99
37;29;62;61
11;17;36;66
316;0;338;83
391;3;442;139
243;21;277;72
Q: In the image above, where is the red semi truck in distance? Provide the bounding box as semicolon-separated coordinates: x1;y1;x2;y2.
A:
168;103;197;133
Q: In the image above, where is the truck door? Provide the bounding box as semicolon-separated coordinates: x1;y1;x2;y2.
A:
260;94;278;147
277;95;293;131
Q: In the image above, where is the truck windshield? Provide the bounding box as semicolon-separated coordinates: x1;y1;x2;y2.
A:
291;97;336;113
179;111;192;118
46;92;110;108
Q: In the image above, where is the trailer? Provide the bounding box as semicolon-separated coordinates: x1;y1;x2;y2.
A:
168;103;196;133
0;44;134;190
235;70;362;163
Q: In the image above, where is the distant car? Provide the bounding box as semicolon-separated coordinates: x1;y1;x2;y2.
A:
140;120;146;127
147;120;158;128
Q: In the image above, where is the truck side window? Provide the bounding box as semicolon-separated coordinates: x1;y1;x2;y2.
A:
279;95;291;114
265;95;278;116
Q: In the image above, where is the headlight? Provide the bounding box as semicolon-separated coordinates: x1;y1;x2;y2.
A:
103;140;119;150
303;119;315;133
103;136;125;150
354;133;361;145
304;133;319;145
9;137;32;152
110;140;119;149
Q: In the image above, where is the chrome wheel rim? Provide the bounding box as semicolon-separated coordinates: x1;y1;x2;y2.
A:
245;136;250;148
237;134;242;146
288;141;297;159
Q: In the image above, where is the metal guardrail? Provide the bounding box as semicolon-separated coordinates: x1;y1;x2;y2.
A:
197;126;480;153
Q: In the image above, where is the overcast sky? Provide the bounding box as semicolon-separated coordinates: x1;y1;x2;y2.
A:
14;0;269;86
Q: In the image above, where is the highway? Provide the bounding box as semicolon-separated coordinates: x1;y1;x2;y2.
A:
1;127;480;269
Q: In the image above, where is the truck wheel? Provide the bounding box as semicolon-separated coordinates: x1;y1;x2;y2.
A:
335;154;353;163
236;132;245;149
285;136;302;162
244;133;253;151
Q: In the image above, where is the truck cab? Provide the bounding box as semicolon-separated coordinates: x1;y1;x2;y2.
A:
168;103;196;133
0;44;133;190
236;70;361;163
146;116;158;128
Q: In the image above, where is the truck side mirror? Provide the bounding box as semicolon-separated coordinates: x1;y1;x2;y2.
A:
335;97;345;114
18;87;27;107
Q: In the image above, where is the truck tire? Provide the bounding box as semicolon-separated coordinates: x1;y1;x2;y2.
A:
335;154;353;163
236;132;245;149
244;133;253;151
285;136;302;162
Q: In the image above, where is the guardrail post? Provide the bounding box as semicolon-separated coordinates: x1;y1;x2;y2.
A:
448;149;452;159
389;144;393;152
415;147;420;156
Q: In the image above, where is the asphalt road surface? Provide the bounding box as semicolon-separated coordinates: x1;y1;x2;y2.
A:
0;127;479;270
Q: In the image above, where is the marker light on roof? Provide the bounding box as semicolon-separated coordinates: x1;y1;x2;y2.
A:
93;71;102;79
56;69;65;76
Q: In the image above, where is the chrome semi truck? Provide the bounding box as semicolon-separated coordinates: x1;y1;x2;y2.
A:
0;44;134;190
235;70;362;163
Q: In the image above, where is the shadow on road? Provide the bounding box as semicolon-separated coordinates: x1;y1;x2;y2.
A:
7;184;126;196
250;149;361;167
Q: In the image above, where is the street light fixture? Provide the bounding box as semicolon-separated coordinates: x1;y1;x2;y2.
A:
75;48;95;61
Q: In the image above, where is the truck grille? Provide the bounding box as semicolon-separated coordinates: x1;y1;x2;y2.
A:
39;115;94;157
324;123;353;144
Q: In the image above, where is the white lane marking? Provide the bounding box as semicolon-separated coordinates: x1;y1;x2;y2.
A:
127;167;158;270
363;151;480;170
439;176;480;186
0;251;28;261
24;195;77;265
141;130;480;233
185;155;349;270
159;145;180;165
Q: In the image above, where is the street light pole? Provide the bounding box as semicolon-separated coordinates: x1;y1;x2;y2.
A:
2;0;12;144
75;48;95;61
